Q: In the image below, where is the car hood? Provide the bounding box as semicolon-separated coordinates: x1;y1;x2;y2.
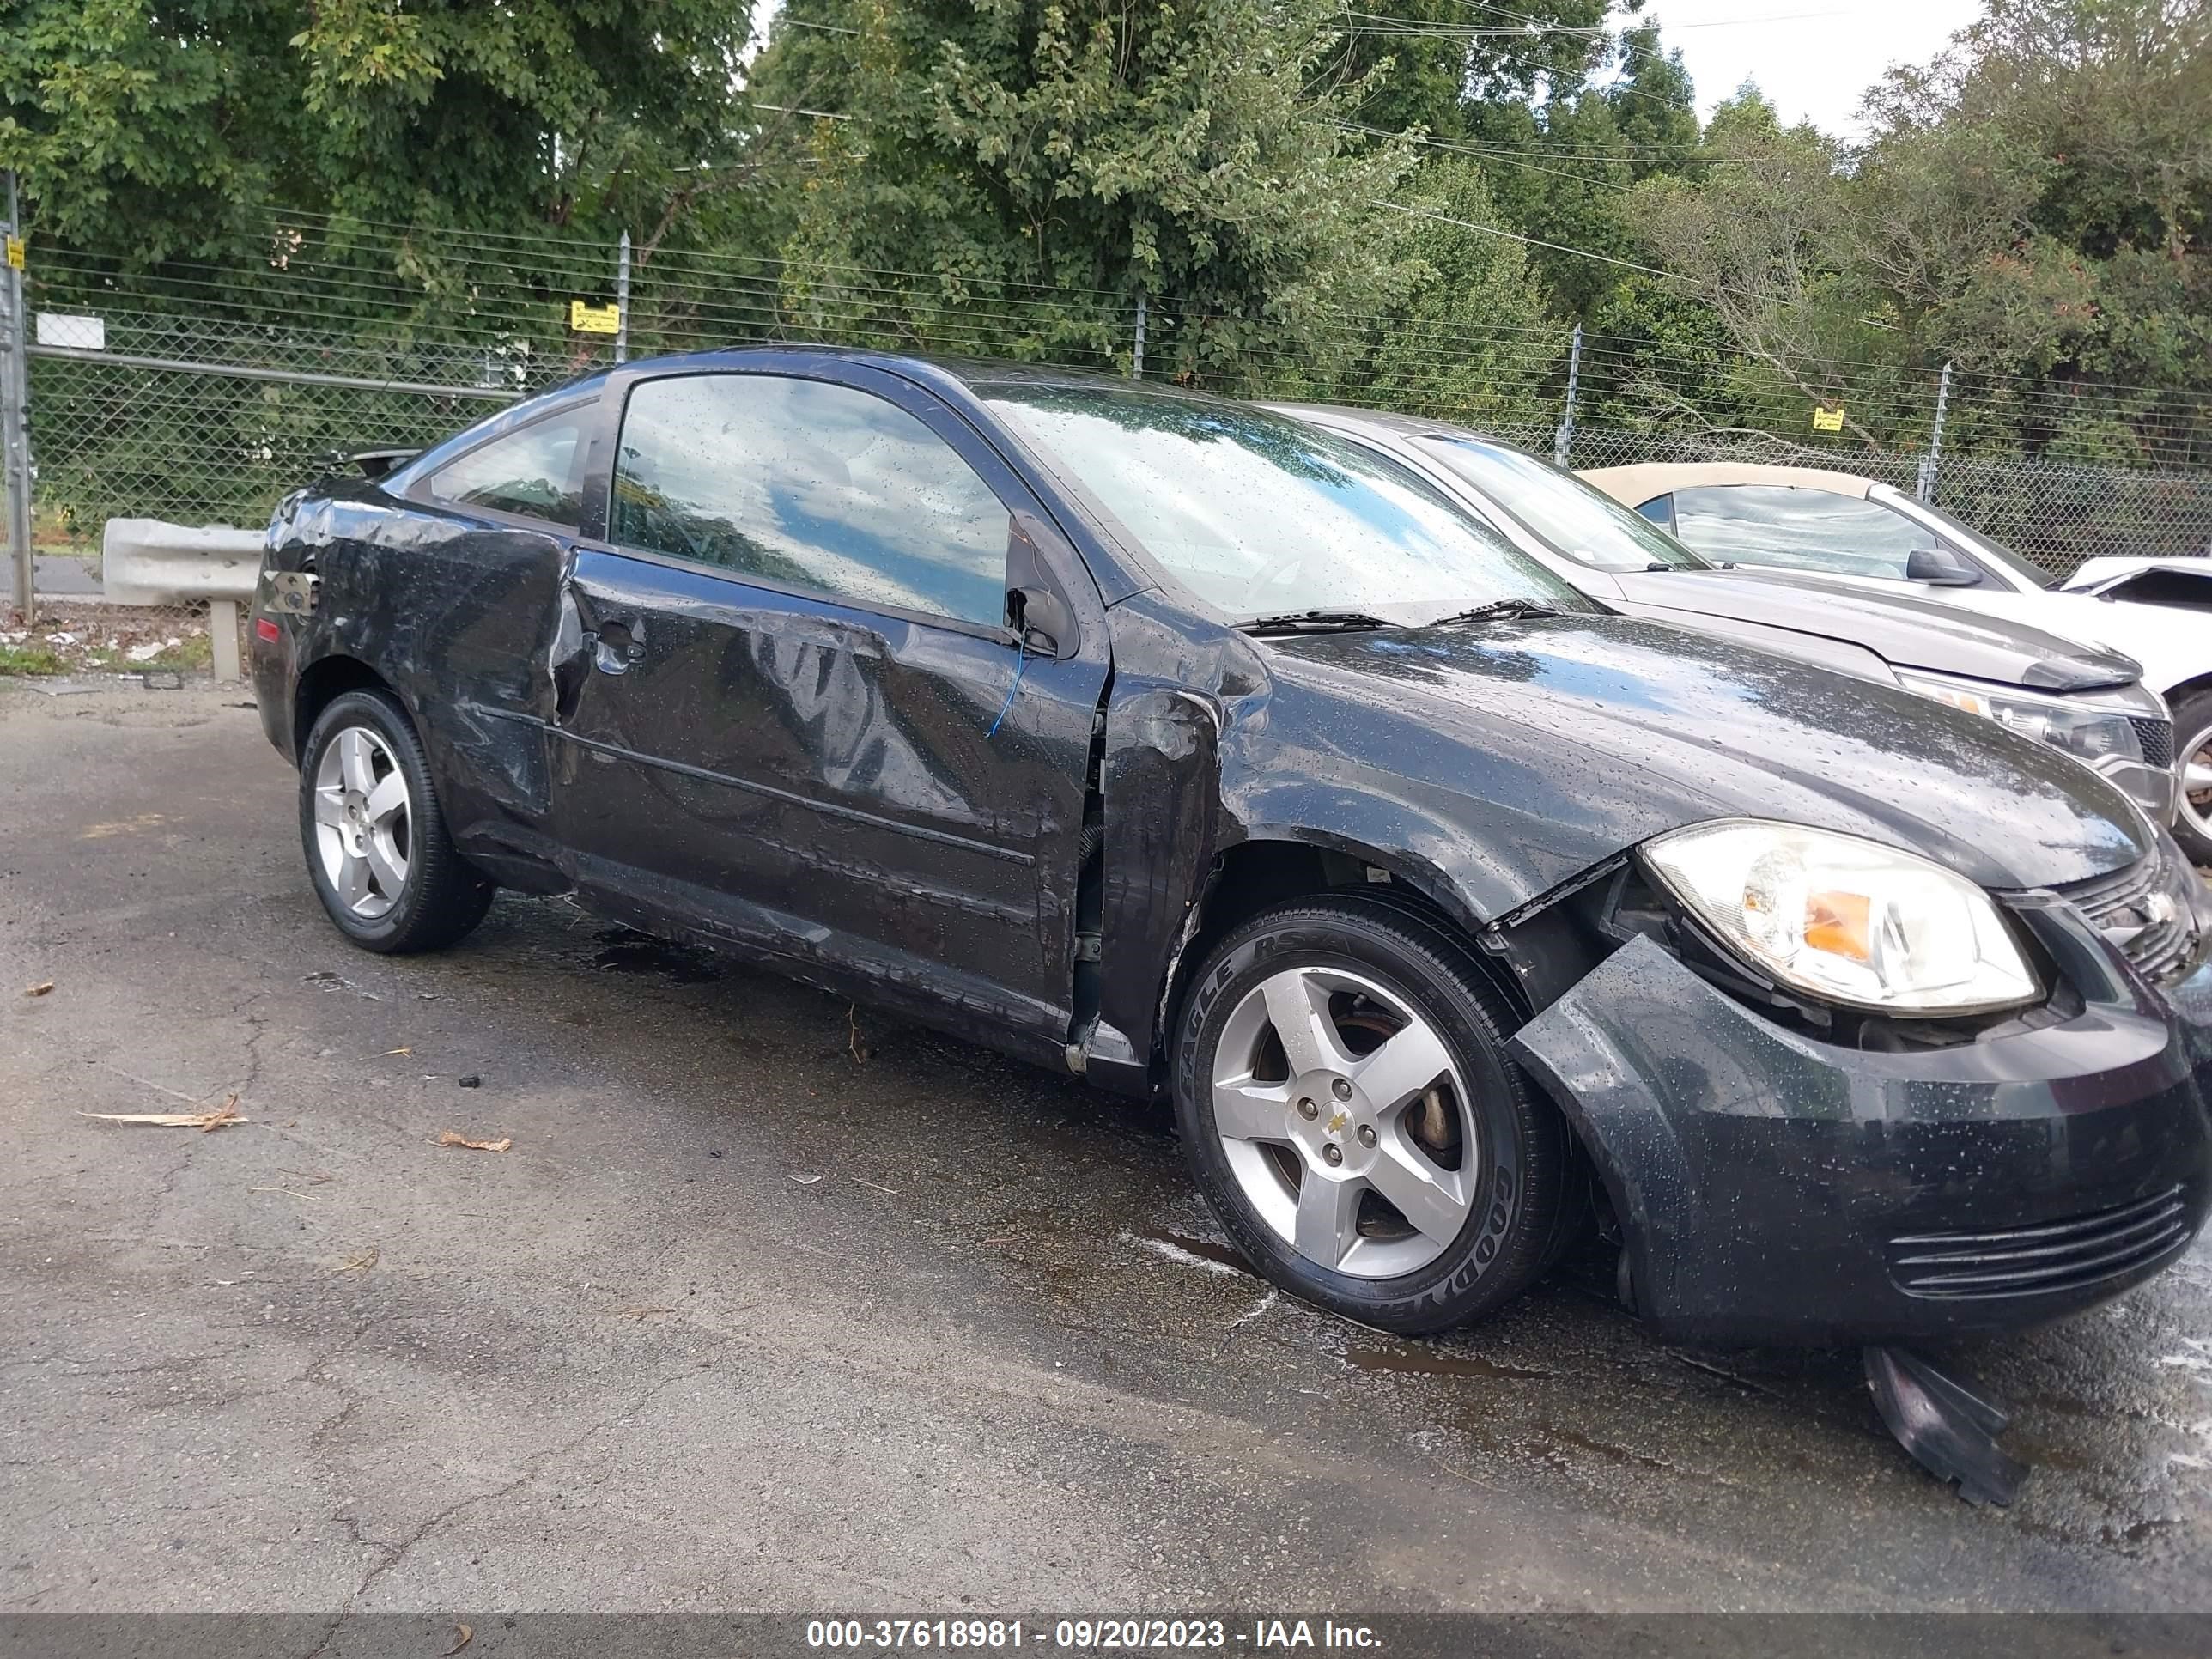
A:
2063;556;2212;609
1246;614;2144;902
1888;586;2209;697
1608;568;2140;691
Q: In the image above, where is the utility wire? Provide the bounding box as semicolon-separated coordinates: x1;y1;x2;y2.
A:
1334;118;1735;172
1335;121;1641;191
1370;198;1772;302
1341;7;1849;33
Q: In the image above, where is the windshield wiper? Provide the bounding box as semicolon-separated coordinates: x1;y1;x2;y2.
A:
1235;610;1395;635
1427;598;1565;627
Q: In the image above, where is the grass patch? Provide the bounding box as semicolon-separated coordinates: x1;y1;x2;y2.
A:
76;633;216;674
0;643;66;676
139;634;215;672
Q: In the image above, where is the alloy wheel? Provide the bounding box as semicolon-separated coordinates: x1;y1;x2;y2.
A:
1209;965;1478;1279
2183;719;2212;848
311;726;412;920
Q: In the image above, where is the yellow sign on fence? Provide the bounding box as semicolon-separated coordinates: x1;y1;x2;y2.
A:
4;235;23;271
568;300;621;335
1810;404;1846;433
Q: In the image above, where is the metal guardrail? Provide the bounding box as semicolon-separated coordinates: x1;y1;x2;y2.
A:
27;343;523;402
100;517;263;680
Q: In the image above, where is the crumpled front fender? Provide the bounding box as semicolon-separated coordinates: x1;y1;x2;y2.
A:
1508;935;1723;1329
1510;932;2212;1346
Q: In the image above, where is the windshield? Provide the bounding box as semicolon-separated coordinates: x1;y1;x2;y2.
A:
982;386;1589;623
1419;438;1707;571
1887;493;2060;590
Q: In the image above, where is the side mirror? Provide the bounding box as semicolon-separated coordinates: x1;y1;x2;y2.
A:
1905;546;1981;586
1005;509;1082;659
1007;585;1076;659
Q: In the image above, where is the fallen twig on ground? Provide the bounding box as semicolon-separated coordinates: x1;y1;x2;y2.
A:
435;1130;511;1152
81;1094;244;1133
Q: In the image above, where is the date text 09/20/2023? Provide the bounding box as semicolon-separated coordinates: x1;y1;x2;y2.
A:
804;1619;1383;1650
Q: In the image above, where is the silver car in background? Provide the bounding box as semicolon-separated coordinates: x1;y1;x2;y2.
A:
1582;460;2212;862
1273;406;2180;829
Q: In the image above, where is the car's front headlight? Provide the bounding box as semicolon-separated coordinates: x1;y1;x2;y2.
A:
1642;820;2039;1015
1892;670;2144;767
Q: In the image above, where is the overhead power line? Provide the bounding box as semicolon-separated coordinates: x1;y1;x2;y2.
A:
1334;118;1744;167
1370;198;1773;302
1335;121;1641;191
1346;6;1850;33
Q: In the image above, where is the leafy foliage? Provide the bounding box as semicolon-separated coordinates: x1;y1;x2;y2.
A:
1847;0;2212;439
0;0;760;262
1328;158;1560;428
4;0;2208;483
1620;0;2212;464
752;0;1425;381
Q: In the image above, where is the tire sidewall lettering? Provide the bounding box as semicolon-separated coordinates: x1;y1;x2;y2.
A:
1176;910;1537;1324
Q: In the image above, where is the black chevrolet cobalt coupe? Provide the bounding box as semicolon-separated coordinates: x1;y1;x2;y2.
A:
253;349;2212;1347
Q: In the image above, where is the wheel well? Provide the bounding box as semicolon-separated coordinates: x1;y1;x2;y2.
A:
2160;672;2212;716
1157;837;1614;1249
1162;840;1528;1061
292;656;393;759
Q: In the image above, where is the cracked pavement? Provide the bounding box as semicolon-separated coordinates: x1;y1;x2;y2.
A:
4;678;2212;1613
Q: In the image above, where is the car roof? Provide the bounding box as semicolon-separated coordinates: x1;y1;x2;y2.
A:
1267;402;1508;443
582;343;1231;406
1579;461;1883;507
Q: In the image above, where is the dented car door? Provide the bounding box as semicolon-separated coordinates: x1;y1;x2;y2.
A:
548;362;1109;1054
268;398;598;853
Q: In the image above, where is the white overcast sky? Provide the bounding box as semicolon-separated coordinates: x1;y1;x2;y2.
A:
1637;1;1986;136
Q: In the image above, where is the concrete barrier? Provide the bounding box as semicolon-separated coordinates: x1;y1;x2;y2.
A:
100;519;264;681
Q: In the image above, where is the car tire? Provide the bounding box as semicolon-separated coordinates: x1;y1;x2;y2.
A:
1172;894;1571;1334
298;688;495;953
2172;688;2212;867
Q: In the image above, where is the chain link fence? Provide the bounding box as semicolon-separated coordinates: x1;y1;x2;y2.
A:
7;213;2212;674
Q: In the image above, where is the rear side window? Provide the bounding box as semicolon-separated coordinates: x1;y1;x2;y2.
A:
1634;496;1674;531
611;374;1012;628
1670;485;1927;579
427;417;585;526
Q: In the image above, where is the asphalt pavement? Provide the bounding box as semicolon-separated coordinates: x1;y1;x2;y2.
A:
3;677;2210;1615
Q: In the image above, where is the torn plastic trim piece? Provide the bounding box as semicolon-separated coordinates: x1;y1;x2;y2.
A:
1483;852;1630;937
1863;1346;2026;1506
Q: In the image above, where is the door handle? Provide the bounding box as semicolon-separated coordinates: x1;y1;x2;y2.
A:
592;617;646;676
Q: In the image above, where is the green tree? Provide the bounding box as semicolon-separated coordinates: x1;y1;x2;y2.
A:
1326;0;1474;141
1623;92;1887;441
0;0;763;263
1579;276;1742;431
1336;157;1562;427
1847;0;2212;409
1457;11;1703;317
752;0;1423;384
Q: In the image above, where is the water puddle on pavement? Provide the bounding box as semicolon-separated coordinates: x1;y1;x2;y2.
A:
1156;1231;1253;1273
1343;1342;1556;1382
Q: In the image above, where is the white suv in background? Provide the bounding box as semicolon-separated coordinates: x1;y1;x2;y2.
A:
1583;462;2212;863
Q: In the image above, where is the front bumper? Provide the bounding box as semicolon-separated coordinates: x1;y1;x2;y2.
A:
1511;904;2212;1347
